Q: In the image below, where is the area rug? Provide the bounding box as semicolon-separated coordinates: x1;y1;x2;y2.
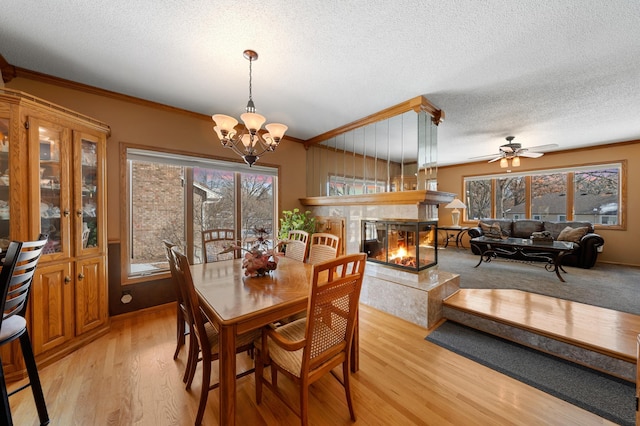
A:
436;248;640;315
426;321;635;426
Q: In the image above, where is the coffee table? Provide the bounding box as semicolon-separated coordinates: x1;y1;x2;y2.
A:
470;236;577;282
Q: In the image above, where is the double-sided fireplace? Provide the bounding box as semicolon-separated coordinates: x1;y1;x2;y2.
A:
361;219;438;272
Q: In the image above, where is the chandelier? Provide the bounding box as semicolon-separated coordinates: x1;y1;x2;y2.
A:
212;50;288;167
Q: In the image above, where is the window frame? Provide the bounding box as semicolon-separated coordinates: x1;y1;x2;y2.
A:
462;161;626;231
120;144;280;285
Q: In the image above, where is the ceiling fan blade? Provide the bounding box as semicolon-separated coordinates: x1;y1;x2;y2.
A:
468;153;500;160
519;151;544;158
525;143;559;152
487;156;503;163
500;146;515;153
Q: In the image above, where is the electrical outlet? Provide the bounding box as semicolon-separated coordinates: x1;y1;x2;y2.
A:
121;291;133;304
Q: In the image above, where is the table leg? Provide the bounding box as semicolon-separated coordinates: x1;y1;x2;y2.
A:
456;229;469;248
219;324;237;426
551;250;571;282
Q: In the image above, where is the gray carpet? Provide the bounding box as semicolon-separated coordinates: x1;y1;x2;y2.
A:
437;248;640;314
427;321;635;426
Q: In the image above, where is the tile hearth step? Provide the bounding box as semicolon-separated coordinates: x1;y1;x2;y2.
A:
442;289;639;382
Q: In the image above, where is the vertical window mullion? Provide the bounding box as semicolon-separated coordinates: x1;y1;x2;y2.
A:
235;172;242;242
566;172;575;221
525;175;531;219
185;167;195;264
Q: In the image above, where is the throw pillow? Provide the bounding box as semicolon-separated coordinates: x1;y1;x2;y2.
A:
557;226;588;243
479;221;505;239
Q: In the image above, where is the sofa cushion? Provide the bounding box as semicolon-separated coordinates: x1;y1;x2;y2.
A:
557;226;589;243
479;219;513;237
543;221;594;239
479;221;506;239
512;220;543;238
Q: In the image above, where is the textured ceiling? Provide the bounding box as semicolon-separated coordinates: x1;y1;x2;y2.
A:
1;1;639;165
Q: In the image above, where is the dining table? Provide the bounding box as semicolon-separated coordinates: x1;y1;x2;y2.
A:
190;255;359;425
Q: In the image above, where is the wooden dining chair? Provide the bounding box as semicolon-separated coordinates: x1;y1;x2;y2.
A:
284;230;309;262
163;240;196;384
254;253;367;426
307;233;340;265
0;235;48;426
202;229;238;263
170;246;260;425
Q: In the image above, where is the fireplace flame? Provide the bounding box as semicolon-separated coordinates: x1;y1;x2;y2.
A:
390;246;407;259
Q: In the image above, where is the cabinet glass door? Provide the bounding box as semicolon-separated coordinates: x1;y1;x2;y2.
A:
38;124;66;257
77;136;100;254
0;118;9;248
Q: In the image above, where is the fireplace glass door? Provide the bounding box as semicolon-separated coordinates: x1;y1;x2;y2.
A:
361;219;437;271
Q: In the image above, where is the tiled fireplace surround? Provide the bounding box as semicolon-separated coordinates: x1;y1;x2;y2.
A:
306;195;460;329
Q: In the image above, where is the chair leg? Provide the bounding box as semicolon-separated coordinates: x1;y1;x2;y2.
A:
300;378;309;426
194;352;211;426
342;361;356;421
174;306;185;360
255;348;263;404
271;363;278;388
0;362;13;426
184;331;199;388
19;332;49;425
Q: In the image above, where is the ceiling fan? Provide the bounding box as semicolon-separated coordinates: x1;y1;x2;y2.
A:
473;136;558;168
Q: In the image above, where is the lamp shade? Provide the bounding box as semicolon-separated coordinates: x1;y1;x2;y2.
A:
264;123;288;140
511;156;520;167
445;198;467;209
212;114;238;134
240;112;266;132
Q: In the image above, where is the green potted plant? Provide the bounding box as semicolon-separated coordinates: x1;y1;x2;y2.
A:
278;208;316;239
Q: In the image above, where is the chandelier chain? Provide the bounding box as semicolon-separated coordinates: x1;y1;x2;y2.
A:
248;57;253;107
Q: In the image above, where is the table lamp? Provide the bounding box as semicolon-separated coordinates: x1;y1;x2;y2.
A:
445;198;467;227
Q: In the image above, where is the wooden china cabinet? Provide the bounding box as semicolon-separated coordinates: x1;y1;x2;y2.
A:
0;89;110;380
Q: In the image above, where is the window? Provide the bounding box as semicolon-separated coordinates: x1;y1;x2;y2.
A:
126;148;278;279
495;176;525;219
328;174;387;195
465;179;491;220
574;167;619;225
531;173;566;221
463;163;623;228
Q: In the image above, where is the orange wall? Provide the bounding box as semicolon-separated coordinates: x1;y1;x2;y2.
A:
6;78;308;242
436;142;640;266
7;77;637;267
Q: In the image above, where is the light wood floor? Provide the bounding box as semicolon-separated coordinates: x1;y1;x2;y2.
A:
9;303;619;425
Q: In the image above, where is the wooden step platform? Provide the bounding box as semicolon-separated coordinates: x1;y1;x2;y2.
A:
443;289;640;382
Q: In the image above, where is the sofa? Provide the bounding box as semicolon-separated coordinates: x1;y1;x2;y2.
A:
467;219;605;269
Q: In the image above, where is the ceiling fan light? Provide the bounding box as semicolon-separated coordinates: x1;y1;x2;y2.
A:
511;156;520;167
500;157;509;168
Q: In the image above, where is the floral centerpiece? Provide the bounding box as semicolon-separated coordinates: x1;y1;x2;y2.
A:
219;227;288;277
